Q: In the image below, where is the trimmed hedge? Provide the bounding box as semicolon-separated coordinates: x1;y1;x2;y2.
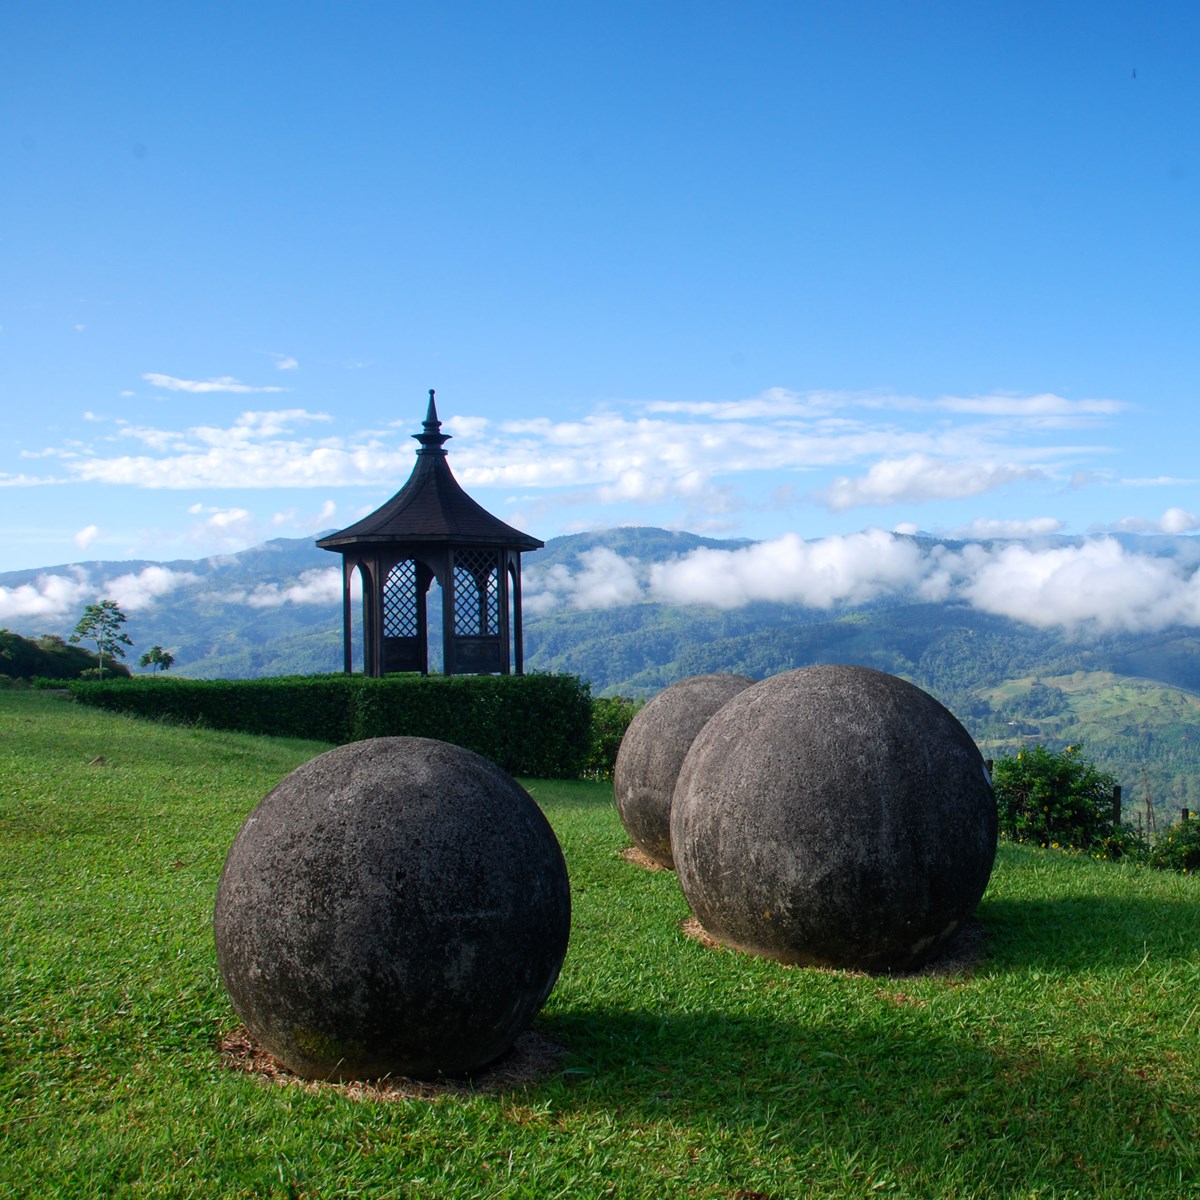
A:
583;695;643;781
67;673;594;780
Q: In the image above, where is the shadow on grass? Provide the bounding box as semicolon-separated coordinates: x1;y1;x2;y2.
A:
976;891;1198;971
536;1002;1186;1194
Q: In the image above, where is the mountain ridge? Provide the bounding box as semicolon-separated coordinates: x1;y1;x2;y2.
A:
3;527;1199;819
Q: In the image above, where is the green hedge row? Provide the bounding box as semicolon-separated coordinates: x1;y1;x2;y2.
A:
583;695;643;781
67;673;594;780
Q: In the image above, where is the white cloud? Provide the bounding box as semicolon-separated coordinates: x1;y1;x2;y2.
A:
645;388;1125;425
0;564;200;621
525;529;1200;635
142;373;287;394
207;508;253;532
0;470;60;485
935;393;1125;418
274;356;299;371
0;571;93;621
1120;475;1200;488
1106;507;1200;535
105;566;203;613
18;386;1129;545
948;517;1066;540
645;387;835;421
649;529;928;609
1162;508;1200;534
241;568;342;608
443;415;490;439
597;468;671;504
525;547;645;613
817;455;1044;511
958;539;1200;632
74;524;100;551
65;410;354;490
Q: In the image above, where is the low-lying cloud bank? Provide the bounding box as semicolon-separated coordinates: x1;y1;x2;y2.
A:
0;564;342;624
0;565;204;623
235;569;343;609
4;534;1200;638
524;531;1200;634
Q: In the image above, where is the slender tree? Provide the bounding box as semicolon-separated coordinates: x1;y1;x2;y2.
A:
138;645;176;674
69;599;133;677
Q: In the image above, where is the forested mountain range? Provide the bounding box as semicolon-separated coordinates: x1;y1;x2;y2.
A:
4;527;1199;823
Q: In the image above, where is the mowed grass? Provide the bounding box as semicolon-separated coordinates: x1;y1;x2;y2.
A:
2;690;1198;1199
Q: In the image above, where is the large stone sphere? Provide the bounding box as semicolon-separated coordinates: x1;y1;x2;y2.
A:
671;666;996;972
614;673;755;868
214;737;570;1081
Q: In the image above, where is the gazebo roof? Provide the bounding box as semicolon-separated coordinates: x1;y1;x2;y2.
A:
316;391;544;553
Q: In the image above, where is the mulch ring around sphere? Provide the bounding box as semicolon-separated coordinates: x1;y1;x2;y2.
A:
679;915;988;979
620;845;671;872
219;1026;565;1101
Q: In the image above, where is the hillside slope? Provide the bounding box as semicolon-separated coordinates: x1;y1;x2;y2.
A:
3;528;1199;820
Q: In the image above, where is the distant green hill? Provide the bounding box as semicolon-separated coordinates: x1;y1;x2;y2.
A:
3;527;1199;823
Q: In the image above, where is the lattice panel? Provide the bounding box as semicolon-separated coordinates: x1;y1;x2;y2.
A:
453;549;500;636
383;560;419;637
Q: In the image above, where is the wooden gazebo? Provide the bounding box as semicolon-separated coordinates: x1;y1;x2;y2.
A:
317;391;543;676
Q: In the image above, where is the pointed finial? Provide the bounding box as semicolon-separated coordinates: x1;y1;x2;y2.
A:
413;389;451;454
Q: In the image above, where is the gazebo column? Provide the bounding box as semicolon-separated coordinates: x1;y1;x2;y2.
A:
511;555;526;675
441;559;458;676
364;557;383;677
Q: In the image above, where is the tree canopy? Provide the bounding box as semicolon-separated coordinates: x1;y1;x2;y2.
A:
69;600;133;677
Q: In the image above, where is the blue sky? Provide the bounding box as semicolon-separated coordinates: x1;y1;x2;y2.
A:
3;3;1199;628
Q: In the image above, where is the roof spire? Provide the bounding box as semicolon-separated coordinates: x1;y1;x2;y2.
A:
413;388;451;455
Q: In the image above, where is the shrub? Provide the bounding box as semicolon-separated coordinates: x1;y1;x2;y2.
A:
0;629;109;681
79;664;132;680
1148;816;1200;873
583;695;642;780
992;743;1135;855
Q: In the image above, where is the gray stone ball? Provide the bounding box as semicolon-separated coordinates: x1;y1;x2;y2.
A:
614;673;756;868
213;736;570;1081
671;665;996;972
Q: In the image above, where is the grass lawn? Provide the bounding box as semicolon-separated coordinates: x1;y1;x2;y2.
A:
2;688;1198;1199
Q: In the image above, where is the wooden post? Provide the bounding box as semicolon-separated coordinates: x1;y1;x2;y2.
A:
1184;809;1191;823
1112;785;1122;826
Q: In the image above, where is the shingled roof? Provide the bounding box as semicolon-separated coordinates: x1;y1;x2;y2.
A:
316;391;543;552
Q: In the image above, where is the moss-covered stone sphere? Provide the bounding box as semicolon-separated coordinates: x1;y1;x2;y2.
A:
671;666;996;972
614;673;755;868
214;737;570;1081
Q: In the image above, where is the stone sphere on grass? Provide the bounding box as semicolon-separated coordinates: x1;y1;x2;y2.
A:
614;673;755;868
213;737;570;1081
671;665;996;972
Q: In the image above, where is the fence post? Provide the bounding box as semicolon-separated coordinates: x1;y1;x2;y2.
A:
1112;784;1122;826
1184;809;1191;824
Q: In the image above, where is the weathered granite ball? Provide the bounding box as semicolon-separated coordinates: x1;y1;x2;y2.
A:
213;737;570;1081
614;673;755;868
671;665;996;972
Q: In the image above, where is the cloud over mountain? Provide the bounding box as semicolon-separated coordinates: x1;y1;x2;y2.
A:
526;530;1200;635
4;527;1200;642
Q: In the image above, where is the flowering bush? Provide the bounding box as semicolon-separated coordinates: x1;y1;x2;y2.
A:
1148;817;1200;873
991;744;1136;856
